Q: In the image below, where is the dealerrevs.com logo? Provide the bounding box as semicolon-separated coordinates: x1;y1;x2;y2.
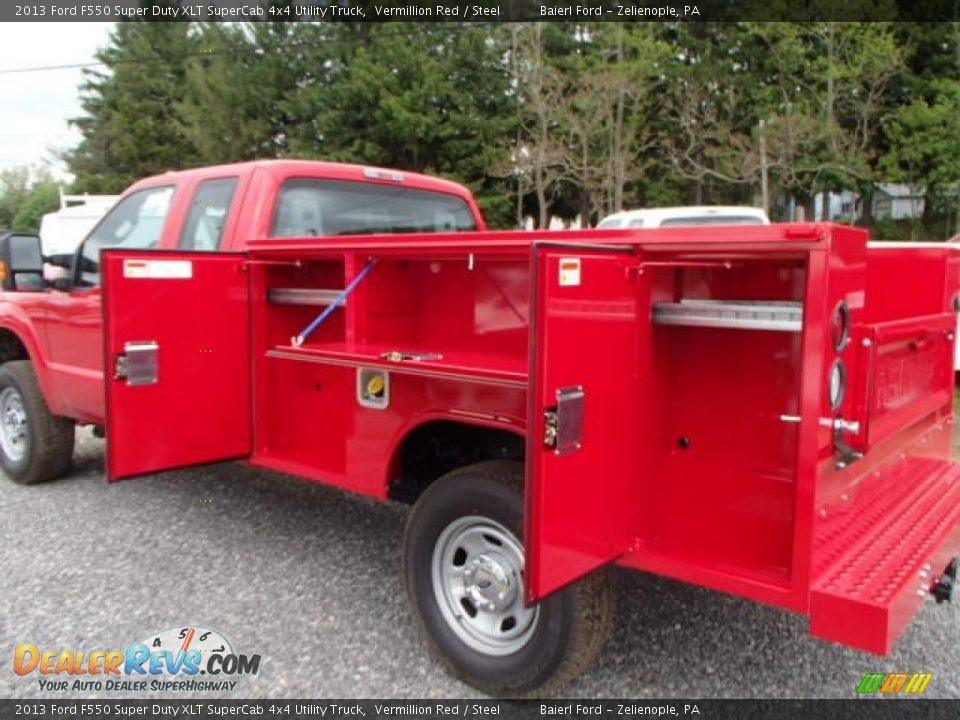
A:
13;626;260;692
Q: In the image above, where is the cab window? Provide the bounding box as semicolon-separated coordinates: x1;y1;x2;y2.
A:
270;178;477;237
179;177;238;251
77;185;174;287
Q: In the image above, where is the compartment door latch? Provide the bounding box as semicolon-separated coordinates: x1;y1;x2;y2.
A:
114;341;159;386
543;385;585;455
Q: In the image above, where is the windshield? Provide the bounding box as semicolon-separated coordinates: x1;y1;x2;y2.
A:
271;178;477;237
597;217;625;229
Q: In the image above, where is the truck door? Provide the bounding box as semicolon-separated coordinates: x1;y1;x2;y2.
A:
102;250;251;481
527;244;643;601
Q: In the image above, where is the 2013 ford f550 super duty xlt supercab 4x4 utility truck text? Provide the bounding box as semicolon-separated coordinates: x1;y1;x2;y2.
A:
0;159;959;696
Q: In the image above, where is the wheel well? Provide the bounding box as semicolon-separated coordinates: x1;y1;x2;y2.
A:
0;329;29;364
388;421;525;504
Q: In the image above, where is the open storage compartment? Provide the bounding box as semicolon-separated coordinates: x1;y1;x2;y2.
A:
640;257;808;586
258;257;347;347
248;247;532;494
256;252;531;381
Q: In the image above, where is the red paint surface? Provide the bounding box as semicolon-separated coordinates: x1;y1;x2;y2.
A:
102;251;252;480
526;247;645;600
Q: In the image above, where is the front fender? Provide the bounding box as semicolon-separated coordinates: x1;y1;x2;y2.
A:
0;297;58;412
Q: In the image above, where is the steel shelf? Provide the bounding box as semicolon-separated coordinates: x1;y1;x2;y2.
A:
652;299;803;333
268;288;344;306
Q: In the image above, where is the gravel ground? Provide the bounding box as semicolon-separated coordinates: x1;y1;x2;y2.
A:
0;428;958;700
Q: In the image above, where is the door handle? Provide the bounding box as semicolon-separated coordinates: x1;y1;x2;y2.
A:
544;386;585;455
114;341;159;386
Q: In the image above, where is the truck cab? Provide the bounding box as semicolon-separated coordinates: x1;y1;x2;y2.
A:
0;160;485;431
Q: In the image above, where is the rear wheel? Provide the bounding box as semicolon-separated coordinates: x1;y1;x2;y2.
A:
0;361;74;484
404;460;615;696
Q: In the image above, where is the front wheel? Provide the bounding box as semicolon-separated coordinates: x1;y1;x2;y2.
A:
404;461;615;697
0;360;74;484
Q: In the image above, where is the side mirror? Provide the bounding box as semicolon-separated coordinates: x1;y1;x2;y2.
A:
46;253;73;269
0;232;44;292
44;252;75;291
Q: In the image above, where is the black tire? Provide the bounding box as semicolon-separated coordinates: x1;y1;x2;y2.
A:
0;360;74;485
404;460;615;697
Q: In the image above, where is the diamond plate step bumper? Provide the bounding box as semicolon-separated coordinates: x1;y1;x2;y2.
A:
810;454;960;654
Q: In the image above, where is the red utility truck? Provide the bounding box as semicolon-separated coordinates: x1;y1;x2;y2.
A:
1;160;959;696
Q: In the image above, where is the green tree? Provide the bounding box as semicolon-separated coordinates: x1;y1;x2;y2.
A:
66;17;199;192
0;167;32;230
654;22;764;207
883;21;960;230
179;18;312;163
745;22;902;218
284;23;517;226
510;22;567;228
553;24;667;223
12;182;60;234
882;78;960;234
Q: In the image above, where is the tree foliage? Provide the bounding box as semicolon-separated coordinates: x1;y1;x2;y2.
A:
12;182;60;234
66;17;199;192
179;18;309;163
0;167;56;234
0;167;32;230
57;19;960;232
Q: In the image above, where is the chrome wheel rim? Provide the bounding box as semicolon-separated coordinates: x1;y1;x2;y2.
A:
0;387;28;463
431;516;539;656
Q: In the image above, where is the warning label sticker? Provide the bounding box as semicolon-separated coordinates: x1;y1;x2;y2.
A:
123;260;193;280
558;257;581;286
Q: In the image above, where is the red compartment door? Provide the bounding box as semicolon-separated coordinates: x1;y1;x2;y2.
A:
527;245;642;602
856;312;956;451
103;251;251;481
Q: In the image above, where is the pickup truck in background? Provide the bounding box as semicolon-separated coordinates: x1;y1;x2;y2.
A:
596;205;771;229
0;159;484;485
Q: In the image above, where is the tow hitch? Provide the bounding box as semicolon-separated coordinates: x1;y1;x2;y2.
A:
931;557;958;604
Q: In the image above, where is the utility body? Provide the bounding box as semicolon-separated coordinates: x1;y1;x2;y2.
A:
0;161;958;695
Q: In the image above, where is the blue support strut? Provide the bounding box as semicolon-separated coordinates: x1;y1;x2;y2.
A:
292;259;377;347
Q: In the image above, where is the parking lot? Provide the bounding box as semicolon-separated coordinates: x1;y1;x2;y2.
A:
0;428;958;700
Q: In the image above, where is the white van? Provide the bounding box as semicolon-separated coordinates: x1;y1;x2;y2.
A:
39;191;119;257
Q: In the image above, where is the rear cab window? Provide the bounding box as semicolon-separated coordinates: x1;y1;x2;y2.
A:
180;177;239;251
270;178;477;238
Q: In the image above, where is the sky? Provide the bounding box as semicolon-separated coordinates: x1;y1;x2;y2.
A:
0;22;115;179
